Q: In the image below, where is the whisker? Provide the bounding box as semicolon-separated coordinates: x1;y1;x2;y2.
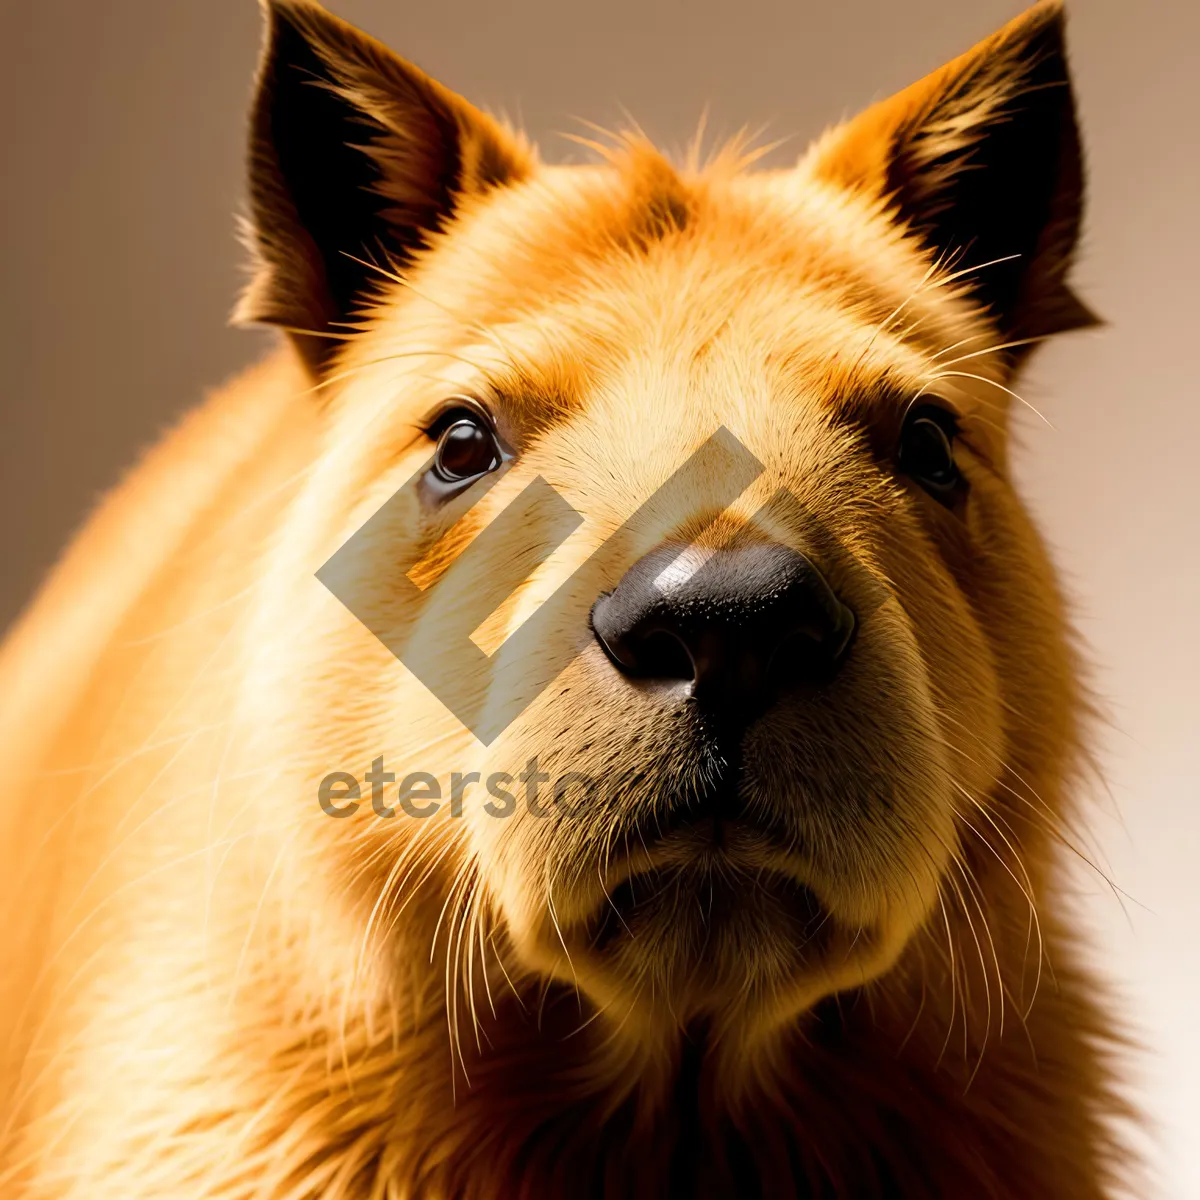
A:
920;369;1054;428
947;778;1046;1019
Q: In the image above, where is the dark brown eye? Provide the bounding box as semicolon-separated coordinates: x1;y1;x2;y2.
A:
433;414;501;482
897;404;962;499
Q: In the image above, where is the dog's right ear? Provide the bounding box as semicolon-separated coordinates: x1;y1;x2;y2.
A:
234;0;533;372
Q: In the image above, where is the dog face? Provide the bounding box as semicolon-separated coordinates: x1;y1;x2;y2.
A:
243;1;1091;1059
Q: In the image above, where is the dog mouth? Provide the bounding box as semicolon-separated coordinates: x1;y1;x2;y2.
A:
620;745;793;852
532;737;919;1020
576;759;832;958
588;856;827;955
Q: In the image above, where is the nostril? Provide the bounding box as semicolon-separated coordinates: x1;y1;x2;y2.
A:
767;605;856;687
593;607;696;682
633;629;694;682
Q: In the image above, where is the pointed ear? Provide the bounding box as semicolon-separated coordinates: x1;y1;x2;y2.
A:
234;0;534;370
808;0;1096;347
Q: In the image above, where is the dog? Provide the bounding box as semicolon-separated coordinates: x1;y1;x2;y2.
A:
0;1;1132;1195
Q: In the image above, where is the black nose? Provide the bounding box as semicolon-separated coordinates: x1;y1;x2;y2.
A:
591;542;855;718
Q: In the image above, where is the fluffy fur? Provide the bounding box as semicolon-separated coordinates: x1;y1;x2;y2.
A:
0;1;1133;1196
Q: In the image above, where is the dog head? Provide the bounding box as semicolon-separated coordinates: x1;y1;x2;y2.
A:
242;0;1091;1064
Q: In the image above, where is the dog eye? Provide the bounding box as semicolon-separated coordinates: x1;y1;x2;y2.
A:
432;412;502;483
897;404;962;500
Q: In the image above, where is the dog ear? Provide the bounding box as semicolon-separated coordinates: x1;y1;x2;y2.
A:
808;0;1097;348
234;0;533;371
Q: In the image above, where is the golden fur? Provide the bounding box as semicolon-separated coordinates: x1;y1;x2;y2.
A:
0;1;1132;1195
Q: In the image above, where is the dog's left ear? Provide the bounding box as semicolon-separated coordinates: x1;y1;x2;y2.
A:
234;0;533;371
809;0;1096;345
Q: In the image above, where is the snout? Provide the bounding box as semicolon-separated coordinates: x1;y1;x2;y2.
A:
574;539;857;954
587;537;858;880
491;528;954;1024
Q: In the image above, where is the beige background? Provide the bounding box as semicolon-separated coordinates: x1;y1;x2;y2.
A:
2;0;1196;1193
